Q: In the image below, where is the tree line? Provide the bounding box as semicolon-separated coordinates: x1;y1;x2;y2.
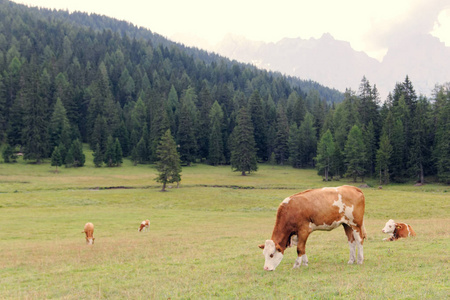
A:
0;0;449;184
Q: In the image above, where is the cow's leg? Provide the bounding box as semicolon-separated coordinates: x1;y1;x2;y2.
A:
293;229;310;268
343;224;356;264
352;227;364;264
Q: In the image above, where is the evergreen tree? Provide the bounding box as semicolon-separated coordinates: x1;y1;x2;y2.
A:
248;90;268;161
135;135;149;164
114;137;123;166
315;129;335;181
90;115;108;154
22;66;49;163
51;146;63;172
376;132;393;185
93;143;103;167
2;144;17;163
197;83;213;160
344;125;366;182
155;129;182;191
363;121;377;177
177;94;197;166
230;107;258;175
114;120;130;157
66;139;85;167
104;135;122;167
433;85;450;183
208;101;225;165
390;119;407;182
298;112;317;167
6;95;24;147
48;98;71;151
408;96;432;184
358;76;380;129
288;123;301;168
274;103;289;165
149;95;170;162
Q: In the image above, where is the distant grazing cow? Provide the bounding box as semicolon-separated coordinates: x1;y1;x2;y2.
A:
138;219;150;232
382;219;416;241
83;222;95;245
259;185;366;271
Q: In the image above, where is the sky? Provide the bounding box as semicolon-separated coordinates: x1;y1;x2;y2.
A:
11;0;450;62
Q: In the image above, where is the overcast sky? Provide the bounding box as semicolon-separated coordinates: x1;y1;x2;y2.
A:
12;0;450;61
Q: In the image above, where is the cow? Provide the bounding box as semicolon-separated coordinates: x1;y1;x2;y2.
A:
82;222;95;245
382;219;416;241
138;219;150;232
259;185;366;271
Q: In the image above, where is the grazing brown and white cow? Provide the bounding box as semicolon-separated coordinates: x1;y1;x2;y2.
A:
259;185;366;271
382;219;416;241
138;219;150;232
83;222;95;245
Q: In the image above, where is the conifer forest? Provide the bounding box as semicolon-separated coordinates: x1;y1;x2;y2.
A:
0;0;449;184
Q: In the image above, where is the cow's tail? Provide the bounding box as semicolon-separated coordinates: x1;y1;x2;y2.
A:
362;219;367;240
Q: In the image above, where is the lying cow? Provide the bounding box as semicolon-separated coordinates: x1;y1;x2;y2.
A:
138;219;150;232
83;222;95;245
382;219;416;241
259;185;366;271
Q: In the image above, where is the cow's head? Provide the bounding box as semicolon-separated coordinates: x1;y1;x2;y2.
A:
259;240;284;271
382;219;396;233
86;237;95;245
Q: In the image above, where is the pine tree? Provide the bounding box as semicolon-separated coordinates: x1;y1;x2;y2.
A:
177;94;197;166
91;115;108;154
248;90;268;161
93;143;103;167
208;101;225;165
48;98;71;151
104;135;122;167
2;144;17;163
197;83;213;160
433;85;450;183
66;139;85;167
408;96;432;184
390;119;406;182
22;65;49;163
376;132;393;185
274;103;289;165
113;138;123;166
315;129;335;181
363;121;377;177
51;146;63;172
155;129;182;191
298;112;317;167
288;123;301;168
230;107;258;175
344;125;366;182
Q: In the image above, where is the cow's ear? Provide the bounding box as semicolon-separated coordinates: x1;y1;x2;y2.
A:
258;244;265;249
396;224;402;229
275;244;283;253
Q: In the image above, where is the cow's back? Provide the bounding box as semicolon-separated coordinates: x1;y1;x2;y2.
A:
285;185;365;229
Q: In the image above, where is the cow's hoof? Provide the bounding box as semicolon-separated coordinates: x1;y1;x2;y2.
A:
348;260;355;264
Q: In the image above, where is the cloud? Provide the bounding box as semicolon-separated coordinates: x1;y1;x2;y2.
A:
364;0;450;55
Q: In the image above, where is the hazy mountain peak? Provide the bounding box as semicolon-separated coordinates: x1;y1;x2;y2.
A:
213;32;449;100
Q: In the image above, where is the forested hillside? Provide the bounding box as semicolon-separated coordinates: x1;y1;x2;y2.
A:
0;0;449;184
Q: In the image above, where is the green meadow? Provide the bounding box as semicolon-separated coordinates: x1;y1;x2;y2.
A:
0;156;449;299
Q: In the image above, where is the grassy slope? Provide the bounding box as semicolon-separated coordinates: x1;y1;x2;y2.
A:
0;156;448;299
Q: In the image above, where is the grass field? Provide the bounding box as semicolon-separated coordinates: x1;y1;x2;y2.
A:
0;155;449;299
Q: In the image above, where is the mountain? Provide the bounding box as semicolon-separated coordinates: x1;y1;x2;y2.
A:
208;33;450;99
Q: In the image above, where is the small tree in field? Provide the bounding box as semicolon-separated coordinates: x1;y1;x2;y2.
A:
51;146;63;172
155;129;182;191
